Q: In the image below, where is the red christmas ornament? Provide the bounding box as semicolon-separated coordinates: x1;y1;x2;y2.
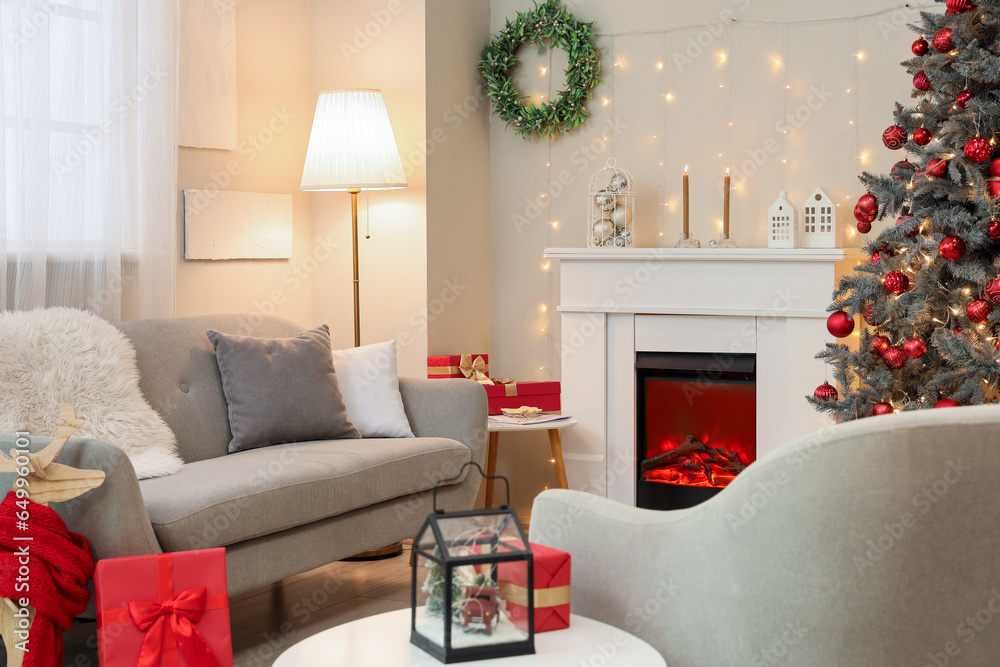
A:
989;220;1000;239
926;158;949;178
935;398;961;408
855;205;876;225
966;298;993;323
946;0;976;14
873;402;894;415
904;337;927;359
896;214;917;237
913;128;932;146
871;247;894;263
985;277;1000;303
957;90;975;108
891;161;915;181
989;159;1000;199
912;38;930;56
884;271;910;295
814;382;839;402
964;137;992;163
914;71;932;91
939;235;966;261
857;220;872;234
954;327;965;336
882;346;907;369
827;311;856;338
863;304;883;326
869;335;891;356
932;28;955;53
882;125;907;150
857;194;878;216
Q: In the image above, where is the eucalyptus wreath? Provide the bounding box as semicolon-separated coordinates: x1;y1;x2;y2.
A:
479;0;602;139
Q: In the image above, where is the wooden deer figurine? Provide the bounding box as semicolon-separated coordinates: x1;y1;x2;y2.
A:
0;406;105;667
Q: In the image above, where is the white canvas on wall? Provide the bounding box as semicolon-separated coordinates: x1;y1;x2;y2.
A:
184;190;293;260
179;0;237;150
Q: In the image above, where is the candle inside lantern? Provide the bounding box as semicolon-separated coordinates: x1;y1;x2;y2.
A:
683;166;690;237
723;168;731;238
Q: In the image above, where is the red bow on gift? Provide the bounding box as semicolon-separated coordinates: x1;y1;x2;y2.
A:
128;588;220;667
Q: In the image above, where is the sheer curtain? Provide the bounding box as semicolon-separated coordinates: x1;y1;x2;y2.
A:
1;0;177;322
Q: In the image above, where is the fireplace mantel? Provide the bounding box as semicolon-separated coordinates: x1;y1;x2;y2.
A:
545;246;845;505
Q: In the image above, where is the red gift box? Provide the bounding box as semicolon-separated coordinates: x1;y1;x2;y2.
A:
485;381;561;415
499;542;571;633
427;354;489;380
95;549;233;667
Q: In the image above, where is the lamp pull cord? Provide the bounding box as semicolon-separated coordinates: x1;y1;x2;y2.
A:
365;190;371;239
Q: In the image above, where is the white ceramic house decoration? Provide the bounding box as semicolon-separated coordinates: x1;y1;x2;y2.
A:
800;187;838;248
767;191;797;249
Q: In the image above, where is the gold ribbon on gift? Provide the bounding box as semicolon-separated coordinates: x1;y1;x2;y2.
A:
460;354;492;384
490;378;518;396
498;583;570;609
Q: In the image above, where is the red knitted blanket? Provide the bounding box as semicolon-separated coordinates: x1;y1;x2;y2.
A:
0;491;94;667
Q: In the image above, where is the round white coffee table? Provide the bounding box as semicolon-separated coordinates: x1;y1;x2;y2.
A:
273;608;665;666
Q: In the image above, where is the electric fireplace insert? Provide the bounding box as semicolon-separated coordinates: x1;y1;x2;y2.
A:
636;351;756;510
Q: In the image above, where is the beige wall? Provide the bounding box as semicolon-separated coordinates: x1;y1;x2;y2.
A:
176;0;315;326
488;0;925;511
308;0;428;377
426;0;492;356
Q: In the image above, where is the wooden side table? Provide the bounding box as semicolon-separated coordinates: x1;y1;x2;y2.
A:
484;418;577;509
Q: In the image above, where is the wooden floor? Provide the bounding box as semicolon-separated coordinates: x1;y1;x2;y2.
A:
56;542;415;667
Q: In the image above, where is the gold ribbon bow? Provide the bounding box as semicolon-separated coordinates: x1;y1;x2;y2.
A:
460;354;491;384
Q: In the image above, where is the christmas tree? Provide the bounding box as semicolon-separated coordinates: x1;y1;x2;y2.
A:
810;0;1000;419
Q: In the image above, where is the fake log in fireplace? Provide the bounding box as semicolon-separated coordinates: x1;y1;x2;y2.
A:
636;352;756;511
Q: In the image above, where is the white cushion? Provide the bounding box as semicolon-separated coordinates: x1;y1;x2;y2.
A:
330;340;414;438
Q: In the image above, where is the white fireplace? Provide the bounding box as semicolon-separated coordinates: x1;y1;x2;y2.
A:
545;247;845;505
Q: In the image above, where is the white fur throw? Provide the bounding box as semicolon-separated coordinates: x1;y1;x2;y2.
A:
0;307;183;478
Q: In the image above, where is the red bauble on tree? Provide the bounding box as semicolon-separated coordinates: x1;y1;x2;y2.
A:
891;161;915;181
966;298;993;323
912;38;930;56
904;337;927;359
914;71;932;91
989;159;1000;199
985;277;1000;303
935;398;961;408
857;220;872;234
855;205;876;225
882;346;907;369
939;235;966;261
863;304;883;326
954;327;965;336
869;335;891;356
957;90;975;108
873;402;894;415
871;247;894;263
896;214;917;237
913;128;932;146
946;0;976;14
826;311;856;338
882;125;907;150
988;220;1000;239
857;193;878;216
925;158;949;178
884;271;910;295
965;137;992;163
814;382;839;402
932;28;955;53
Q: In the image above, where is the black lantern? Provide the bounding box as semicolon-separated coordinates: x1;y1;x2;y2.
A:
410;462;535;663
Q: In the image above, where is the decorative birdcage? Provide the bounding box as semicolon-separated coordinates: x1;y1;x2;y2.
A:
587;159;635;248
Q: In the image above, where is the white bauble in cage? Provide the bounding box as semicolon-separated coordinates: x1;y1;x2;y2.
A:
588;159;635;248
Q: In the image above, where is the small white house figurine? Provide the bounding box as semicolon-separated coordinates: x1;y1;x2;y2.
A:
767;191;797;249
800;187;838;248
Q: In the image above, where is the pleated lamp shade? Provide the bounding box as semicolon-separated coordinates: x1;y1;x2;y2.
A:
301;90;408;191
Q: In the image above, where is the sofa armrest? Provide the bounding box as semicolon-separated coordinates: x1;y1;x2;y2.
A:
0;435;161;561
398;376;489;471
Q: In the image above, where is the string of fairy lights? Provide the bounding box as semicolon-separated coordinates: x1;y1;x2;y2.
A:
526;1;936;381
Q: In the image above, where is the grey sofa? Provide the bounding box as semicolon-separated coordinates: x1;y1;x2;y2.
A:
530;405;1000;666
1;314;488;596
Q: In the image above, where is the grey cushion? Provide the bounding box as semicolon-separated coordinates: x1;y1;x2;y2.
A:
138;437;472;552
116;315;306;463
207;325;360;453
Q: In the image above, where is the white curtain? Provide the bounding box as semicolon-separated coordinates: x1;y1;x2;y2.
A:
0;0;177;322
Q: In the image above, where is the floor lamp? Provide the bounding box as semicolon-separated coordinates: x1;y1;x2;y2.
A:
302;90;408;561
301;89;408;347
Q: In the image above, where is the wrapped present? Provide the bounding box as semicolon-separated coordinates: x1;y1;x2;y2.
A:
485;381;560;415
427;353;490;382
95;548;233;667
499;542;571;633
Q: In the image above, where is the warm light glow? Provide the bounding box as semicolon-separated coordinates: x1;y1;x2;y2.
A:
665;93;674;101
856;52;865;60
964;288;972;295
860;153;869;162
541;66;549;74
657;62;664;70
684;165;689;174
603;98;610;105
541;305;547;311
551;221;559;229
543;262;550;271
719;52;727;63
774;57;783;65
